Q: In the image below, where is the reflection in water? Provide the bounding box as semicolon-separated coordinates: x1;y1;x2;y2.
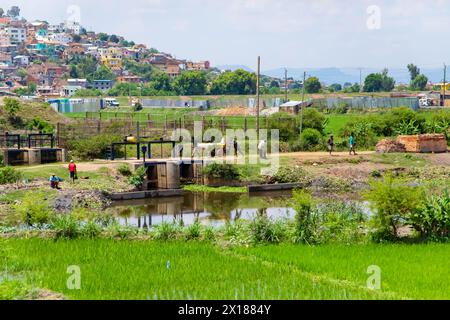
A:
107;191;295;230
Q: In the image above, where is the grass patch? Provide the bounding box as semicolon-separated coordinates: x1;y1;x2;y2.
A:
369;153;429;168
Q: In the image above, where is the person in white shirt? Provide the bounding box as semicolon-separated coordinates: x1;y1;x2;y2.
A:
258;139;267;159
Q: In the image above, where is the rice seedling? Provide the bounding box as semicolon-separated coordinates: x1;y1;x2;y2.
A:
1;238;449;300
0;239;412;300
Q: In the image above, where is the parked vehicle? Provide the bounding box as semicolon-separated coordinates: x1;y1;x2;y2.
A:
101;98;120;108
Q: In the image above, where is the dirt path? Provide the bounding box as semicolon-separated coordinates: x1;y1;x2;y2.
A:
279;151;375;161
20;161;123;173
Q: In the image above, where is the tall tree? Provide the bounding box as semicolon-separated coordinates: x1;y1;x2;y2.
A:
411;74;428;91
7;6;20;18
381;69;395;92
364;70;395;92
92;66;116;81
173;71;207;95
150;73;172;92
407;64;420;82
0;8;4;17
304;77;322;93
98;33;109;42
363;73;383;92
210;69;256;95
72;34;82;43
109;35;120;43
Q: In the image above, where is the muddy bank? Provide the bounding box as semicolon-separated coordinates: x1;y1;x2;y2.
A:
53;190;112;212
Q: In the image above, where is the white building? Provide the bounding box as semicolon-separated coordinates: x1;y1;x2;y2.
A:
67;79;88;88
62;85;82;97
48;23;66;34
48;33;73;45
4;27;27;44
86;46;101;58
65;21;82;35
13;55;29;66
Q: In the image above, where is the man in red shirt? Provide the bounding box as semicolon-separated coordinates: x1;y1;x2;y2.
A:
68;160;77;183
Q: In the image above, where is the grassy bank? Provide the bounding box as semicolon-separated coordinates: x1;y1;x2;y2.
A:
1;239;449;300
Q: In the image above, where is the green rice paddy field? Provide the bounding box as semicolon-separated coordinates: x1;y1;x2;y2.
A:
1;239;449;300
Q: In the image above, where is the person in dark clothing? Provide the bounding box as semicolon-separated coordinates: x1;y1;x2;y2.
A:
68;160;77;183
327;135;334;155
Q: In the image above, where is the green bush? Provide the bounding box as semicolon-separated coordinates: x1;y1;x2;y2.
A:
302;108;327;134
292;189;319;244
152;221;182;241
291;190;368;244
128;166;147;189
249;216;286;244
13;191;52;226
184;221;202;241
316;202;367;244
0;166;22;185
269;166;311;184
117;164;132;177
426;110;450;141
51;215;81;239
67;133;121;161
268;112;298;142
364;176;424;241
410;191;450;241
203;163;240;180
299;128;323;151
81;221;102;239
3;98;21;116
26;117;54;134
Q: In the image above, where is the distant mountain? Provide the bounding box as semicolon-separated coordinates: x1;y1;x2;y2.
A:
215;65;254;72
263;67;445;85
216;65;445;85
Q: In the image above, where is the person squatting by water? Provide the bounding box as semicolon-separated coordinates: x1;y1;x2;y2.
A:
49;174;61;189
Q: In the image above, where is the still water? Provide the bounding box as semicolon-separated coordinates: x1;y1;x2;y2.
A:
108;191;296;229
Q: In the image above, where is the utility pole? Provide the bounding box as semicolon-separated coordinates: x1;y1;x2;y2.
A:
284;68;288;102
359;68;363;92
300;71;306;136
256;56;261;140
443;63;447;107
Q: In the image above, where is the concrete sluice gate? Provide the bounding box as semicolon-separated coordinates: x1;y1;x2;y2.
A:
141;160;204;191
2;148;67;165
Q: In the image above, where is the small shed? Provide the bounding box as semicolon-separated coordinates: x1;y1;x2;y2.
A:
279;100;313;114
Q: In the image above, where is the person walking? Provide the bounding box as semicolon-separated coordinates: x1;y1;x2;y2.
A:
68;160;77;183
233;137;243;157
258;139;267;160
349;132;357;155
327;135;334;156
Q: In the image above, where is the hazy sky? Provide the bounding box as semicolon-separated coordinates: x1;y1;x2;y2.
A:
3;0;450;69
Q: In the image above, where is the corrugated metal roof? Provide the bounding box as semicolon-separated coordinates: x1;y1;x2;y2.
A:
280;101;303;107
